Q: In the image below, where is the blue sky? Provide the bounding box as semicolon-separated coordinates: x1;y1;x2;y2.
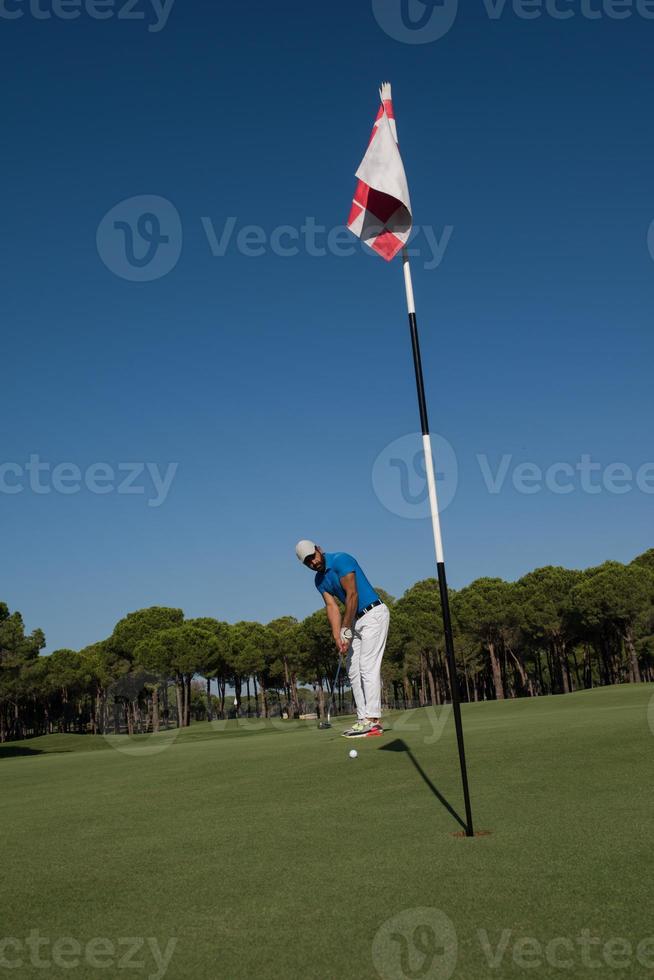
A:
1;0;653;652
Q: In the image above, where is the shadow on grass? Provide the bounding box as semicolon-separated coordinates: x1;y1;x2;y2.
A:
380;738;468;832
0;745;45;759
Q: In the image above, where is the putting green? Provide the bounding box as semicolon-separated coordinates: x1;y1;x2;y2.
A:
1;683;652;979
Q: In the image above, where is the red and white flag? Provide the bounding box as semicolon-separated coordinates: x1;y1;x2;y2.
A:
347;82;412;262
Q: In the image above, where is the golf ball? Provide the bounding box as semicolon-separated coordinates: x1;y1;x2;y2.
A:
349;749;358;759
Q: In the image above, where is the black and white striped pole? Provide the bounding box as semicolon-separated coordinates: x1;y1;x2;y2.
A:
402;246;474;838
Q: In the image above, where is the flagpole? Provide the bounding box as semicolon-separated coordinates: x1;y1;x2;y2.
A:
402;246;474;838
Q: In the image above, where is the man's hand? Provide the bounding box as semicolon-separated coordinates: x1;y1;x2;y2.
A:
337;626;353;654
333;630;350;654
323;589;356;654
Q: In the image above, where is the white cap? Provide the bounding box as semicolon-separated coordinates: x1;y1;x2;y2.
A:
295;539;317;563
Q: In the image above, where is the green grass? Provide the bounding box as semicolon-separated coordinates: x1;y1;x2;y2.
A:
1;684;653;979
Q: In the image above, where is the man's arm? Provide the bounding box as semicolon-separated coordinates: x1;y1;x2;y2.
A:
323;591;344;650
339;572;359;631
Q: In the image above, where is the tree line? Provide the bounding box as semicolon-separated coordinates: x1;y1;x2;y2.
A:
1;549;652;742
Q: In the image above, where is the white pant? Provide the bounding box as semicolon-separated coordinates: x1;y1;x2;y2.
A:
346;603;390;721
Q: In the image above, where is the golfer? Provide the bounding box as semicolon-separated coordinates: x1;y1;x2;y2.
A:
295;541;390;738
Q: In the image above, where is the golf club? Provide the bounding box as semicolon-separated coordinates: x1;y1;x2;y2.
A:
317;654;344;729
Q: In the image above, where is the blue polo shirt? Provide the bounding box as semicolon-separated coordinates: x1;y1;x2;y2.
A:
315;552;379;613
